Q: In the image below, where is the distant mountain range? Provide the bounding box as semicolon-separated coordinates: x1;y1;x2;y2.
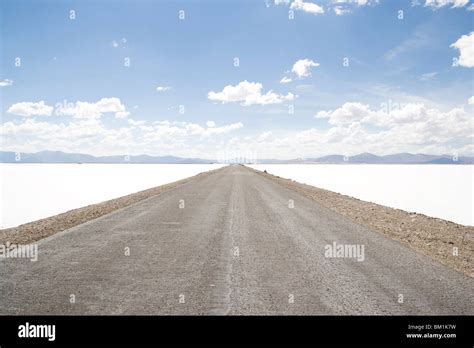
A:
0;151;214;164
0;151;473;164
258;152;474;164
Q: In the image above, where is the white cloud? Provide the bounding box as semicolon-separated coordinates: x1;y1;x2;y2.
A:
258;131;273;141
140;121;244;142
4;98;472;159
468;3;474;10
0;79;13;87
292;59;320;78
1;119;60;136
111;38;126;48
332;0;378;6
419;72;438;81
314;101;473;134
277;0;378;16
424;0;470;8
115;111;130;119
331;0;379;8
0;118;138;156
96;98;128;117
384;30;429;61
290;0;325;14
156;86;172;92
315;102;373;125
0;119;106;140
7;101;54;117
208;80;295;106
203;122;243;135
55;97;130;119
56;102;101;118
451;32;474;68
280;76;292;83
0;118;244;157
128;119;146;126
334;6;352;15
225;100;473;159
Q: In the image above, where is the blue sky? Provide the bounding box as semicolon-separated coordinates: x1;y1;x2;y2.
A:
1;0;473;159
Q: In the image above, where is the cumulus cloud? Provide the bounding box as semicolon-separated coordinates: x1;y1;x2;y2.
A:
8;101;54;117
199;122;243;136
451;32;474;67
315;102;373;125
292;59;320;78
143;121;243;141
280;76;292;84
332;0;378;6
1;118;107;140
55;97;130;119
128;119;146;126
424;0;470;8
0;79;13;87
290;0;325;14
314;101;473;140
276;0;378;16
334;6;352;15
0;118;138;156
0;118;244;157
208;80;295;106
468;96;474;104
258;131;273;141
224;100;473;159
330;0;378;15
156;86;172;92
4;98;472;159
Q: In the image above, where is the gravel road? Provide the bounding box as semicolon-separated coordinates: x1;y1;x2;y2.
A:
0;164;472;315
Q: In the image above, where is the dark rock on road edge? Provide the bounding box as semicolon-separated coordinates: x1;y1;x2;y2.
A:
249;166;473;278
